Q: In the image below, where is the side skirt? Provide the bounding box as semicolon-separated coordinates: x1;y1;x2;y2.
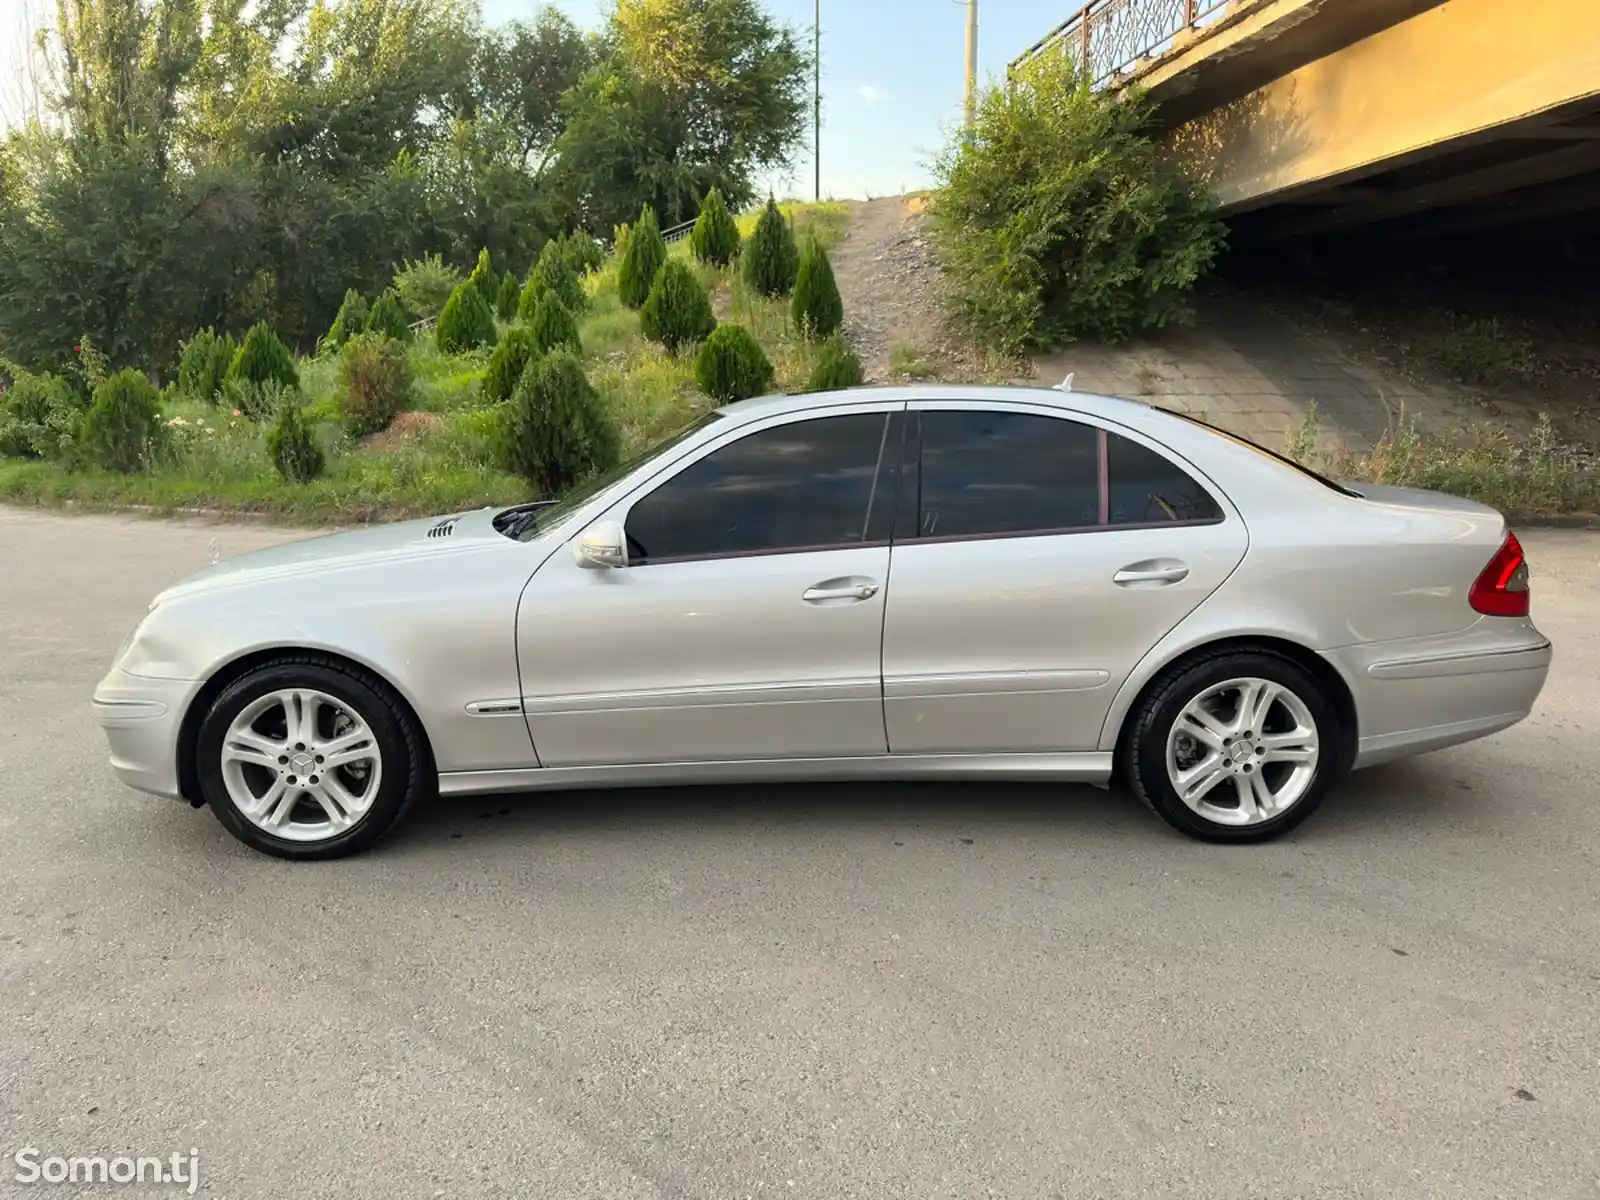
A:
438;752;1114;797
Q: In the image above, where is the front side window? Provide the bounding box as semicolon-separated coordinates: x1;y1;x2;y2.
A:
624;412;894;563
917;410;1100;539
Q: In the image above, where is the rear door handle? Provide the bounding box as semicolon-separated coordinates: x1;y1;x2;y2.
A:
803;578;880;603
1113;561;1190;586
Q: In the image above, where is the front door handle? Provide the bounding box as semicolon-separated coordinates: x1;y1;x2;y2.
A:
1113;560;1190;587
803;577;880;603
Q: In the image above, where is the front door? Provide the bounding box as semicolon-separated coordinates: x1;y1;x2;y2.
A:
518;404;905;767
880;401;1248;755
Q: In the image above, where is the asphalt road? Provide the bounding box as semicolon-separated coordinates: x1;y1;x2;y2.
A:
2;506;1597;1199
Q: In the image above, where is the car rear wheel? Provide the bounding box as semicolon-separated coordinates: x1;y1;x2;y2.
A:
1122;650;1339;842
196;658;428;860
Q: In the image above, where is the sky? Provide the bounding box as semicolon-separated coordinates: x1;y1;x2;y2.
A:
1;0;1068;199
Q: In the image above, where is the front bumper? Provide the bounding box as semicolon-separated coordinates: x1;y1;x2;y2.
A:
91;669;203;801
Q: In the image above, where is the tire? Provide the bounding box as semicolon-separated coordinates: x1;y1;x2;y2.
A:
1120;649;1340;843
195;656;429;860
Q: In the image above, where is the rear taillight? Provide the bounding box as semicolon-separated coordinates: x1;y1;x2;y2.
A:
1469;531;1530;617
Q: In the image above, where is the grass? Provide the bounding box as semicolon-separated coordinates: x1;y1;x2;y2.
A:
887;342;938;380
1285;404;1599;522
0;202;852;525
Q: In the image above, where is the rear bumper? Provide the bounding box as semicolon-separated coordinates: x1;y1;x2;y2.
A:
1325;632;1552;769
91;669;201;801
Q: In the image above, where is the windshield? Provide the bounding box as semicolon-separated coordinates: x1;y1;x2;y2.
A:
502;411;725;542
1170;411;1362;498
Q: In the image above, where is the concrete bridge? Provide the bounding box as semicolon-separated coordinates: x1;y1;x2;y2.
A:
1010;0;1600;243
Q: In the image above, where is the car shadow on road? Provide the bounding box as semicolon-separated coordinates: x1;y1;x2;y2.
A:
374;757;1487;858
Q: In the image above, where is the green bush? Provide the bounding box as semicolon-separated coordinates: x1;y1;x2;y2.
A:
468;248;495;305
742;196;799;298
529;292;582;356
393;254;463;320
436;281;498;354
267;395;326;483
482;325;540;405
364;289;412;342
338;332;413;435
176;328;237;404
695;323;775;403
227;322;299;393
496;351;620;495
520;237;586;321
562;231;605;276
690;187;741;268
1433;319;1532;384
930;56;1225;351
0;370;82;459
494;273;520;322
640;259;717;353
804;336;864;392
618;204;667;309
792;235;844;339
84;368;164;473
324;288;368;353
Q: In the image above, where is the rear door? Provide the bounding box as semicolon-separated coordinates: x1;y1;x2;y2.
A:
881;399;1248;754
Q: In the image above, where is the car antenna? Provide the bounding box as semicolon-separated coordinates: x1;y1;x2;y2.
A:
1053;373;1074;393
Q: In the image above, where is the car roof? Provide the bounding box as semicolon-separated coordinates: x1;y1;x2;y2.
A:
718;383;1163;427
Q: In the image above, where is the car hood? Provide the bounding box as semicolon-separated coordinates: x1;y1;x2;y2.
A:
153;508;514;603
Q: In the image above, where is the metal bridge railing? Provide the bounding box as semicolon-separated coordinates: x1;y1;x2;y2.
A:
1008;0;1235;88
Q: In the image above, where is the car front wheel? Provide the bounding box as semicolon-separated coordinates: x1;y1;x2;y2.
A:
195;657;428;860
1122;649;1340;842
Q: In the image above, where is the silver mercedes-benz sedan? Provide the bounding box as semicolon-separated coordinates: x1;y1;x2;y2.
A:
93;385;1552;859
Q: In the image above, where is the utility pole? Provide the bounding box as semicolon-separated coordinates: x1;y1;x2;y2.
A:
814;0;822;201
962;0;979;132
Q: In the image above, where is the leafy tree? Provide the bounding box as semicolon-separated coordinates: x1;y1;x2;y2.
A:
695;323;773;403
641;260;717;353
550;0;809;233
436;280;498;354
690;187;740;267
482;326;540;405
394;255;465;321
791;235;843;339
267;398;326;483
227;322;300;392
618;204;666;309
931;57;1226;350
324;289;369;352
528;292;581;356
561;231;605;276
496;351;619;495
0;371;83;460
742;196;798;297
364;290;413;342
84;368;165;473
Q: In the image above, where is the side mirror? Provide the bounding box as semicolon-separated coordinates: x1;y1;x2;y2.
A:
573;519;628;569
